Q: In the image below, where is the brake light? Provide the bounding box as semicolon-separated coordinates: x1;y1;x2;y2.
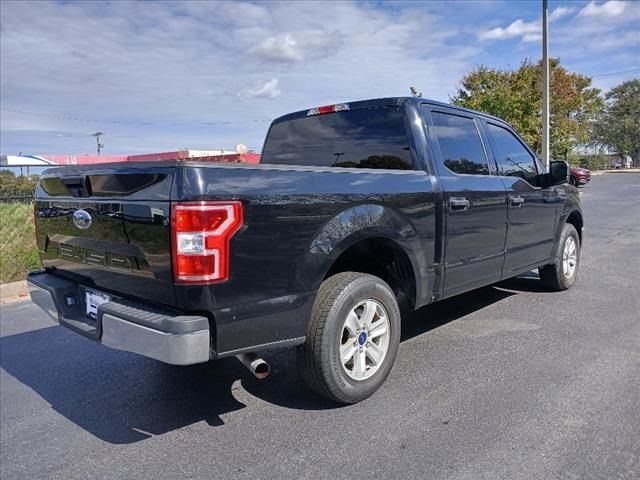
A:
171;201;243;284
307;103;350;116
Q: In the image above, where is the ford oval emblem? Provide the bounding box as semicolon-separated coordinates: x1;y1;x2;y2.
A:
73;209;92;230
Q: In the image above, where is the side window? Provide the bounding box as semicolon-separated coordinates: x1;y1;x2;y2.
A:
431;111;489;175
487;123;539;186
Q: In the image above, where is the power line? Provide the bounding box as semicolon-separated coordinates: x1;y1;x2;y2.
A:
0;107;273;126
591;68;640;78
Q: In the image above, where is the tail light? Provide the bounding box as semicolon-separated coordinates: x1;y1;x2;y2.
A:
171;201;243;284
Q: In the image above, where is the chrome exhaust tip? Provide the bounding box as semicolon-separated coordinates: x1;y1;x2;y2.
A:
236;352;270;379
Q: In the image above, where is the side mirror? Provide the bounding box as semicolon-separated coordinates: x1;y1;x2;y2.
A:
548;160;569;186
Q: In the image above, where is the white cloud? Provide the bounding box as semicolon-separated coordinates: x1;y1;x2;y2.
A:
579;1;626;17
557;0;640;60
549;6;574;21
479;6;575;42
250;31;344;63
240;78;281;99
479;18;539;41
522;33;542;43
251;33;302;62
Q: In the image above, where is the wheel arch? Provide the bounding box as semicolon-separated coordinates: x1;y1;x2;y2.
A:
549;203;583;262
298;203;431;310
566;209;583;243
324;236;418;310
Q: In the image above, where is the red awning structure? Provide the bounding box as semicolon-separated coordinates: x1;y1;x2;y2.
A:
1;149;260;167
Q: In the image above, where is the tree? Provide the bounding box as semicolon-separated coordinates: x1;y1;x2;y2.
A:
0;170;39;197
594;79;640;166
451;59;603;161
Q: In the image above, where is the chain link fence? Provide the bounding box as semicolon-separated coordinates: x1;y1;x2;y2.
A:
0;196;41;284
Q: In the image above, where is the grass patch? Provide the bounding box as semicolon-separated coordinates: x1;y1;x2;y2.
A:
0;203;41;284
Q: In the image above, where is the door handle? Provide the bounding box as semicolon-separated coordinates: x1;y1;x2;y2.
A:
450;197;470;212
510;196;524;207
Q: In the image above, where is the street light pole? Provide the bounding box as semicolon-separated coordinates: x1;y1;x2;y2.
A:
91;132;104;155
542;0;550;169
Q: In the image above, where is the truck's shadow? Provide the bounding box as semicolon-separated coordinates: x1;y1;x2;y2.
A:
1;274;545;444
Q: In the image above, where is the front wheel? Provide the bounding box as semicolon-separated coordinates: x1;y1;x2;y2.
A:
297;272;401;404
539;223;581;291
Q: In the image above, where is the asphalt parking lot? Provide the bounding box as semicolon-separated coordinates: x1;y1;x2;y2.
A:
1;173;639;480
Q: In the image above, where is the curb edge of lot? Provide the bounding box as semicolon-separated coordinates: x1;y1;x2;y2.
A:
591;169;640;176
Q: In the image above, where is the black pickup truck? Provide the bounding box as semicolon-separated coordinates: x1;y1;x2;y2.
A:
27;97;582;403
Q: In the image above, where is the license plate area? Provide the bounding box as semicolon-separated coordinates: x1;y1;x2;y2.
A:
85;289;111;319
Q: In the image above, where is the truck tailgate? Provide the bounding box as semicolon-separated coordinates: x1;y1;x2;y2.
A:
34;163;177;306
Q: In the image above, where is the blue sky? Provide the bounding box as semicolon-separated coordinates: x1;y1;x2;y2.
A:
1;0;638;156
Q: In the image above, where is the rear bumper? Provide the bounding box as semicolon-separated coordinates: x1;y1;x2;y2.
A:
27;271;211;366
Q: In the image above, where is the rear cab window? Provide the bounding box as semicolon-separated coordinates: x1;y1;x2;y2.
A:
261;107;415;170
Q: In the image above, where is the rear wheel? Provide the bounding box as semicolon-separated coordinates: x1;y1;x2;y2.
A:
570;175;578;187
539;223;580;291
297;272;401;404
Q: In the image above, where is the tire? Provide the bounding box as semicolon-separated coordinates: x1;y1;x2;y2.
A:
539;223;580;291
570;176;578;187
297;272;401;404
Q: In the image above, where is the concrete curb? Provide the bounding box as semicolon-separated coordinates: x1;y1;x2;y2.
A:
591;169;640;176
0;280;29;304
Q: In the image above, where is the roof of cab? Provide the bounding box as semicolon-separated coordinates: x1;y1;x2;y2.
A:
270;96;508;126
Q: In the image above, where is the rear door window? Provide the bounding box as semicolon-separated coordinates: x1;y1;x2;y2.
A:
430;111;489;175
261;107;414;170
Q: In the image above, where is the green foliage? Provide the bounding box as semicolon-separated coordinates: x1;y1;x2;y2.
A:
574;156;609;171
451;59;603;160
0;170;39;197
444;158;489;175
335;155;413;170
580;157;606;171
594;79;640;164
0;202;41;284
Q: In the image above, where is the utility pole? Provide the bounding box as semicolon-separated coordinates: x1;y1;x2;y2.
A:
542;0;550;169
91;132;104;155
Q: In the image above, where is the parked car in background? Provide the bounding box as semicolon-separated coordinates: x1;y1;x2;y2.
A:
27;97;581;404
570;166;591;186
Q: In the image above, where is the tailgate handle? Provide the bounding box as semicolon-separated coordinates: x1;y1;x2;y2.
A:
61;176;92;197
